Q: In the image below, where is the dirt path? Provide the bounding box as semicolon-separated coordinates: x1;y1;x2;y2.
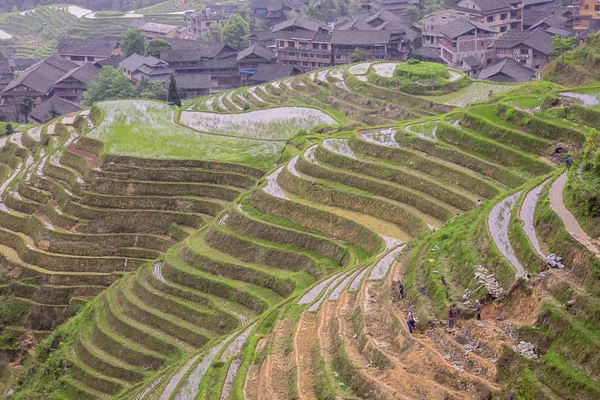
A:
549;172;600;257
258;319;294;400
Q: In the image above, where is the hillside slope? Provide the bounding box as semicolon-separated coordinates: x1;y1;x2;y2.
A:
542;31;600;87
4;62;600;399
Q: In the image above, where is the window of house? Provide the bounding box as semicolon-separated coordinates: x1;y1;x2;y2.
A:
520;48;528;54
596;5;600;11
289;52;295;56
288;41;294;47
313;43;319;49
500;26;507;32
585;4;589;9
312;62;317;66
321;43;327;49
336;54;341;59
500;13;507;20
71;56;85;61
487;15;494;22
301;53;308;57
303;61;309;66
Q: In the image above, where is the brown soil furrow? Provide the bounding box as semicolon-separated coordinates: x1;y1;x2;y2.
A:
294;312;317;400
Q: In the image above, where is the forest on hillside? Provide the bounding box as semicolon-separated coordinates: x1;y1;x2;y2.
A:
0;0;168;13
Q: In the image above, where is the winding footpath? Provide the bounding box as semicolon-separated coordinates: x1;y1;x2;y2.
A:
549;172;600;257
520;182;547;258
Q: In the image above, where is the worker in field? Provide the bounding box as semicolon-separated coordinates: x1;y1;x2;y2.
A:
398;280;404;299
448;305;454;329
475;300;481;321
566;155;572;168
407;311;416;334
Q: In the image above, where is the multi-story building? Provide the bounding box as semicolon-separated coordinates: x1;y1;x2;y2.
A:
331;30;413;64
186;5;238;39
133;21;188;39
362;0;419;16
453;0;524;33
273;18;333;72
120;54;175;85
573;0;600;32
421;11;461;47
439;18;496;68
492;27;553;70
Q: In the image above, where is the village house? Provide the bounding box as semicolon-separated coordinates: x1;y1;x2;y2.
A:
251;0;304;27
57;39;121;65
29;95;82;124
477;57;536;81
0;59;13;92
331;30;414;64
439;17;496;69
169;74;212;97
362;0;419;16
273;18;333;72
236;44;276;84
0;55;77;108
453;0;524;33
573;0;600;33
160;42;238;72
129;20;188;39
120;54;175;85
492;27;553;70
52;62;100;103
186;5;238;39
421;11;461;48
248;63;301;84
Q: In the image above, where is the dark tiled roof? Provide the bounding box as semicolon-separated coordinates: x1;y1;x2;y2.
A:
272;18;327;32
169;73;211;90
0;48;16;58
29;95;82;123
492;28;552;54
95;55;125;68
439;18;494;39
165;38;203;50
57;39;119;57
455;0;519;12
120;53;168;72
546;27;574;37
273;30;318;40
330;30;394;45
55;62;100;85
9;58;38;71
160;42;236;62
462;55;481;67
1;55;77;95
196;56;238;69
337;19;374;30
410;46;441;59
0;58;13;75
250;63;299;82
236;44;275;61
364;10;404;23
478;58;535;81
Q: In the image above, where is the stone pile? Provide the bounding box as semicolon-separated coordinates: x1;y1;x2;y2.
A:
513;341;538;359
474;265;504;298
546;253;565;269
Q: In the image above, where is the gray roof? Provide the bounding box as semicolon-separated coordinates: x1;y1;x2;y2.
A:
57;39;119;57
54;62;100;85
364;10;405;24
29;95;82;123
169;73;211;90
138;21;180;34
0;58;12;75
272;18;327;33
250;64;299;82
492;28;553;55
120;53;167;71
165;38;204;50
1;55;77;95
337;19;374;31
439;18;494;39
455;0;520;12
410;46;441;59
160;43;236;62
95;55;125;68
0;48;16;59
462;55;481;68
330;30;395;45
236;44;275;61
545;27;574;37
478;58;535;82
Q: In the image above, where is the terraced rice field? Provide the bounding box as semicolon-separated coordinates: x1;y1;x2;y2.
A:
8;64;600;400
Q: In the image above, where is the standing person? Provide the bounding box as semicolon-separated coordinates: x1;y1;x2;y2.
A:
448;305;454;329
398;280;404;299
475;300;481;321
407;311;416;334
566;155;572;168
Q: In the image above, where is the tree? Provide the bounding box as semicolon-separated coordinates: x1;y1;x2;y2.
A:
140;79;167;100
82;67;137;106
167;74;181;107
122;29;146;57
145;38;172;58
551;35;576;63
203;23;223;43
17;97;33;123
406;6;420;23
221;14;250;50
350;48;367;63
